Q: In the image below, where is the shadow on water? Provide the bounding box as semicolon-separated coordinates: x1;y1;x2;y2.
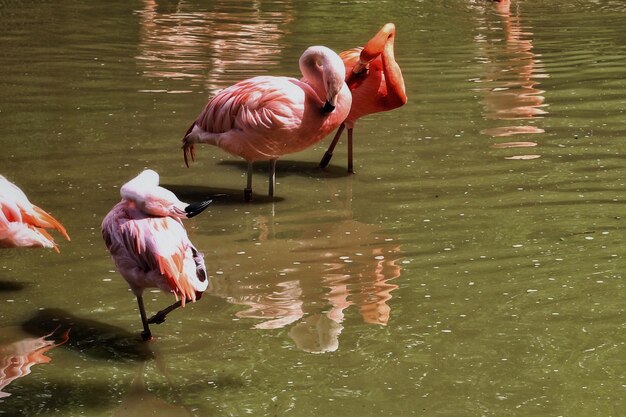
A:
164;160;349;205
111;343;244;417
218;159;352;179
1;358;211;417
21;308;154;362
2;380;126;417
111;360;197;417
0;280;26;292
162;183;285;206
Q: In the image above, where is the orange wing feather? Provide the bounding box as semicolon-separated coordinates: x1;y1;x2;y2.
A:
29;206;70;241
122;217;197;304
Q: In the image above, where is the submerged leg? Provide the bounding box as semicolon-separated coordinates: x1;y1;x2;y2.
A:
136;295;152;341
147;299;186;325
268;159;277;197
244;161;253;202
320;124;345;168
347;128;355;174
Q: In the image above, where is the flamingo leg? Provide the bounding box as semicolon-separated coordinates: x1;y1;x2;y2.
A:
147;300;185;325
245;161;253;202
347;128;355;174
268;159;277;197
136;295;152;341
320;124;345;168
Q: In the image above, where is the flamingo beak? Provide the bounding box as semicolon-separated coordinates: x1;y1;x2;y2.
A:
322;101;335;113
185;199;212;218
352;61;368;75
359;23;396;63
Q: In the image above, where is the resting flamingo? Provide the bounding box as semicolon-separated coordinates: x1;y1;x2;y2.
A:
182;45;351;201
101;170;211;341
319;23;407;173
0;175;70;252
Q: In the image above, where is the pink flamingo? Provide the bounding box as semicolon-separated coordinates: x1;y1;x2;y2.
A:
319;23;407;173
0;175;70;252
182;45;352;201
101;170;212;341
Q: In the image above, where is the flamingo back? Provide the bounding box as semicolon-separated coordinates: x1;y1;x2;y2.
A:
196;76;302;134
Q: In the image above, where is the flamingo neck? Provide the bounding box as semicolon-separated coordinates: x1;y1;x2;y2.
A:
381;36;407;107
300;59;327;103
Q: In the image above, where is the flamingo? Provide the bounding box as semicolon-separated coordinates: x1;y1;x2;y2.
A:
101;170;212;341
0;175;70;252
182;45;352;201
319;23;407;173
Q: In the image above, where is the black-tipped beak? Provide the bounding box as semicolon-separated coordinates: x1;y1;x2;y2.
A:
322;101;335;113
185;199;212;218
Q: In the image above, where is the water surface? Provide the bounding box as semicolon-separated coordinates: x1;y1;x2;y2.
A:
1;1;626;415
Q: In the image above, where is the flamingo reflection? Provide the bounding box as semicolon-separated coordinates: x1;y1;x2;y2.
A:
209;191;401;353
472;0;548;146
0;327;69;399
135;0;293;93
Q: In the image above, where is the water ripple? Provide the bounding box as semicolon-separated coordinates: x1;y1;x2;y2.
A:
134;0;294;93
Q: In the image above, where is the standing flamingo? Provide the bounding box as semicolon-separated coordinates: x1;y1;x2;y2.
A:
182;45;351;201
0;175;70;252
319;23;407;173
101;170;212;341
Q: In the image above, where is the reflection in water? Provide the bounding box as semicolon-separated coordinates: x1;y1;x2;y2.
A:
209;190;401;353
0;326;69;399
471;0;549;144
135;0;293;94
289;314;342;354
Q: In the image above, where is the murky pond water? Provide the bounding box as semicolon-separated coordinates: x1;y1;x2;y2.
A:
2;0;626;415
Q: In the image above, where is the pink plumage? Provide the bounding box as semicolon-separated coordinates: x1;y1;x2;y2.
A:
0;175;70;252
102;169;211;341
182;45;352;201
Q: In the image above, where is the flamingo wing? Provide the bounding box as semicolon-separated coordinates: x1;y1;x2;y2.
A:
0;176;69;243
195;76;304;135
340;47;362;71
0;223;58;251
109;214;205;304
20;205;70;241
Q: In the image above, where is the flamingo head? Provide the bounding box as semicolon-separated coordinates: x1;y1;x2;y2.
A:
299;46;346;113
357;23;396;69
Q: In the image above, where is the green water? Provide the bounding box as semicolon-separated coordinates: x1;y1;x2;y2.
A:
1;0;626;415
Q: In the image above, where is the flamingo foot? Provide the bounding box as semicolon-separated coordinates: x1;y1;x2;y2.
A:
141;330;153;341
244;188;252;202
147;312;167;325
148;299;187;325
320;151;334;168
